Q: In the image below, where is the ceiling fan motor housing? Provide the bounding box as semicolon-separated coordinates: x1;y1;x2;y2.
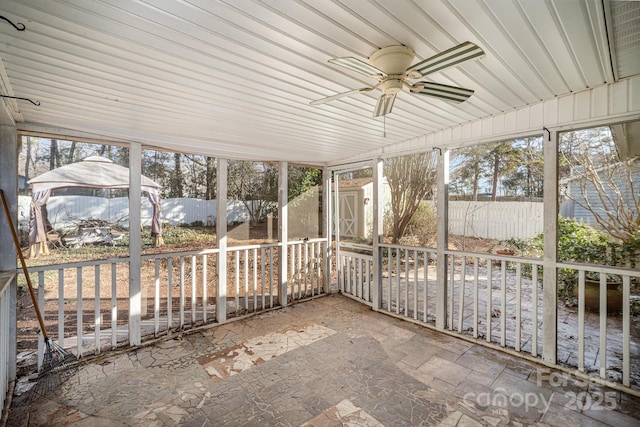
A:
369;45;415;95
368;45;415;75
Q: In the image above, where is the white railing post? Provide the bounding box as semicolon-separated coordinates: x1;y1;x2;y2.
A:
322;167;332;293
542;128;558;363
436;148;449;329
278;161;288;306
372;159;383;310
0;125;18;396
129;141;142;346
216;158;228;323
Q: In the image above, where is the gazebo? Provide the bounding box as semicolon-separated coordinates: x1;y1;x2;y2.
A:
27;156;163;257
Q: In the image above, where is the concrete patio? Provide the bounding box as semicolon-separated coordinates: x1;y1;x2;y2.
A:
7;294;640;427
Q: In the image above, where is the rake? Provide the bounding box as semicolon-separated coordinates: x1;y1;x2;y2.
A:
0;189;77;393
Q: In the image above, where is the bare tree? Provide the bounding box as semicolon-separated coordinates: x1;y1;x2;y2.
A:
385;152;438;243
560;127;640;245
228;161;278;224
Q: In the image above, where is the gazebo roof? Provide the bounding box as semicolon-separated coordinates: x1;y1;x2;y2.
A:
28;156;161;194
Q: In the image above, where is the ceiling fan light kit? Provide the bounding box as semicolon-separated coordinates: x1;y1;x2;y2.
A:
311;41;484;117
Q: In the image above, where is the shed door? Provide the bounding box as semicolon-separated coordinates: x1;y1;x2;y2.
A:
339;192;357;238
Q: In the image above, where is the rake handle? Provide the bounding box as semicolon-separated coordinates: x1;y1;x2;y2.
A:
0;189;49;340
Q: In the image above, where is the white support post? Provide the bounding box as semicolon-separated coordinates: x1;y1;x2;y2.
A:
372;158;384;310
322;167;332;293
216;158;227;323
278;162;288;306
334;174;341;292
436;148;449;329
542;129;558;363
0;125;18;382
128;142;142;346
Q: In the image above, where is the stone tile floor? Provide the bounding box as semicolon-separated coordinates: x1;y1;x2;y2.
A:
7;294;640;426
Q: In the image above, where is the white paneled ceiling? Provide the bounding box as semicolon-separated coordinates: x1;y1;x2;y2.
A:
0;0;636;165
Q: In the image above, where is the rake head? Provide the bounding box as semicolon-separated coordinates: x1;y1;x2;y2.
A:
40;338;77;377
29;338;78;399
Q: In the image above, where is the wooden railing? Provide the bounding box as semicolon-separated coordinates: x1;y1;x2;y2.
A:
20;238;327;369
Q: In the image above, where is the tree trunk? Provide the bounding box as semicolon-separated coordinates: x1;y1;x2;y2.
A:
170;152;184;198
491;154;499;201
50;139;58;170
205;157;216;200
68;141;77;163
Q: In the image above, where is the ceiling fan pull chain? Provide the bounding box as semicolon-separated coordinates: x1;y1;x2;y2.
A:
0;16;26;31
1;94;41;106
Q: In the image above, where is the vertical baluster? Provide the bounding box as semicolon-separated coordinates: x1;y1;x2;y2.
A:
413;250;418;320
515;263;522;352
259;248;265;310
395;248;400;314
366;255;371;303
167;258;173;332
111;264;117;348
358;258;363;299
486;259;492;343
473;258;479;339
95;264;101;353
304;243;309;297
290;246;296;299
457;256;466;333
76;267;83;357
179;256;185;329
404;250;409;316
349;255;358;295
202;254;208;323
269;247;274;307
623;275;630;387
449;255;455;330
235;251;240;312
310;243;316;297
344;254;349;295
599;272;607;379
500;260;506;347
253;248;258;310
58;269;65;349
384;248;389;310
244;249;249;311
423;252;428;323
297;244;302;299
154;260;160;336
531;266;538;357
191;255;197;324
37;272;45;369
578;269;585;372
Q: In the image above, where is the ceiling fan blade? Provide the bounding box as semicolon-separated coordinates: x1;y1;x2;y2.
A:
329;57;386;77
408;41;484;77
310;87;372;105
373;94;396;117
412;82;474;103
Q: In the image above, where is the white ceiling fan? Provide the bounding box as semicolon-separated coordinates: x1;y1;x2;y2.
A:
311;41;485;117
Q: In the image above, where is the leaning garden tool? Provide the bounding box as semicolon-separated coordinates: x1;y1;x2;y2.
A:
0;189;77;391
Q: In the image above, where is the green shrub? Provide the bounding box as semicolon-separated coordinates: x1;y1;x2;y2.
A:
383;202;436;247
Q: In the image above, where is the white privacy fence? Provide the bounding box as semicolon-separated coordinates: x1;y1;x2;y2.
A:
17;196;253;230
447;201;543;240
19;197;545;240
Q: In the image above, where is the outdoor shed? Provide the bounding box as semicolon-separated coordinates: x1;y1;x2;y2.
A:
27;156;163;256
